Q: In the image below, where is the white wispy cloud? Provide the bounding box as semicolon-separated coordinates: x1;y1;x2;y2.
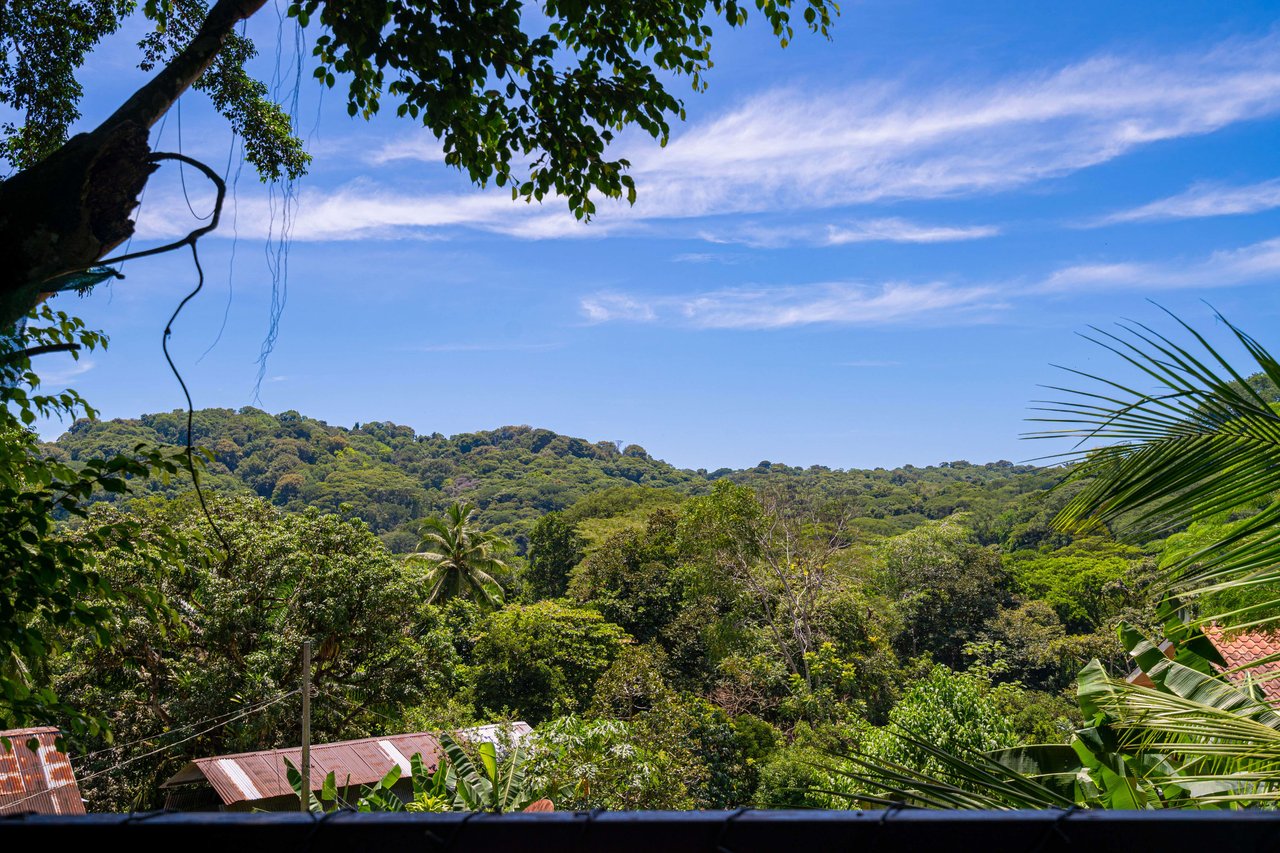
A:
1039;235;1280;292
365;136;444;166
628;33;1280;218
1091;178;1280;225
136;33;1280;244
583;233;1280;331
34;358;95;387
671;252;747;264
581;281;1002;329
699;217;1000;248
134;180;596;242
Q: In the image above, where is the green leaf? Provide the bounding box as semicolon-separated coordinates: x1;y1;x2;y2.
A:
478;741;497;783
379;764;402;789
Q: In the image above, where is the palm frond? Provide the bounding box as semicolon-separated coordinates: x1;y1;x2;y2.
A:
823;728;1075;810
1028;310;1280;630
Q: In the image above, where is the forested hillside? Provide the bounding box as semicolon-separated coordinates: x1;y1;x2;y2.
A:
48;408;1063;552
40;406;1177;811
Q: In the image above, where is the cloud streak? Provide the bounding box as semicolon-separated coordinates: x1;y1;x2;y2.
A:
698;217;1000;248
34;358;95;387
406;341;564;353
134;180;602;243
581;281;1003;329
1038;235;1280;293
1091;178;1280;225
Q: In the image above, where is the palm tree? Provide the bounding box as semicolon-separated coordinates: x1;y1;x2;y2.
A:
410;502;510;609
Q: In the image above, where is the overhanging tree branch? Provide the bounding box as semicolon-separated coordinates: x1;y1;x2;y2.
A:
0;0;269;331
0;342;81;364
103;0;270;133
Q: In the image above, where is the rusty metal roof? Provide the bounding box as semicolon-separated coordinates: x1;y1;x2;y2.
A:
163;724;531;806
0;727;86;815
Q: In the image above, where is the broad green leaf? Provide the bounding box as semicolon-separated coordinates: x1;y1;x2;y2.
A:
478;741;497;783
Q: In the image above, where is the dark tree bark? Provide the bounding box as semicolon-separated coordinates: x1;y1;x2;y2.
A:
0;0;269;330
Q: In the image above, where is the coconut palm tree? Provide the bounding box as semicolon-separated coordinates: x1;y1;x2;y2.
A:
410;502;510;609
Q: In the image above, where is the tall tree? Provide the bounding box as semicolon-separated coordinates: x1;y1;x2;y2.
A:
470;600;627;724
879;517;1009;668
56;494;442;811
411;501;511;609
0;0;837;329
680;481;852;688
526;511;583;600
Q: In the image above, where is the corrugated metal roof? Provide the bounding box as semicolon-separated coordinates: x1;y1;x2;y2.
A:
163;723;532;806
0;727;86;815
1204;625;1280;704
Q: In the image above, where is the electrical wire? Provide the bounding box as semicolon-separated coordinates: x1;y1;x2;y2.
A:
3;689;300;814
76;689;300;762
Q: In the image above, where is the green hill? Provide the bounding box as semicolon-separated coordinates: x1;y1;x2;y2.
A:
47;407;1065;551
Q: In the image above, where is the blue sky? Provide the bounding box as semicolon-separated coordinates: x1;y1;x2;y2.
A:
33;0;1280;470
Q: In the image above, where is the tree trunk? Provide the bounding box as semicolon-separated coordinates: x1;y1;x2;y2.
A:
0;0;269;331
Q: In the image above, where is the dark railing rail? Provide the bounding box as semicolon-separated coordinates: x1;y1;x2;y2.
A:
4;809;1280;852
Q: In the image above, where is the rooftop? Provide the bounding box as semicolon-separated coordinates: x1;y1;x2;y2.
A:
162;723;532;807
1202;625;1280;704
0;727;86;816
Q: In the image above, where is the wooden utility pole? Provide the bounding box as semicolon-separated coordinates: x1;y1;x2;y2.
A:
300;639;312;813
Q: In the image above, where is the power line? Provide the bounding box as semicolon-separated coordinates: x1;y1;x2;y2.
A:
77;689;299;762
5;689;301;814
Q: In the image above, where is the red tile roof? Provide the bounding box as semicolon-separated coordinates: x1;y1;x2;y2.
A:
0;727;86;815
1203;625;1280;705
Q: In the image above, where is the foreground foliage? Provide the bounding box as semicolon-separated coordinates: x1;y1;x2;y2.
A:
56;495;438;810
293;730;546;814
836;314;1280;810
0;308;181;738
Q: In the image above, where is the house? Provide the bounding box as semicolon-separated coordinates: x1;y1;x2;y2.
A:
1202;624;1280;704
0;726;87;815
161;723;532;811
1127;627;1280;704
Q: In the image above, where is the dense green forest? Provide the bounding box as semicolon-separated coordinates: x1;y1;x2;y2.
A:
48;408;1066;552
39;407;1170;810
7;0;1279;819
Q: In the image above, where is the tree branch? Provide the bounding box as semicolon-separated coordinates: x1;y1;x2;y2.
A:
0;342;80;364
101;0;270;133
